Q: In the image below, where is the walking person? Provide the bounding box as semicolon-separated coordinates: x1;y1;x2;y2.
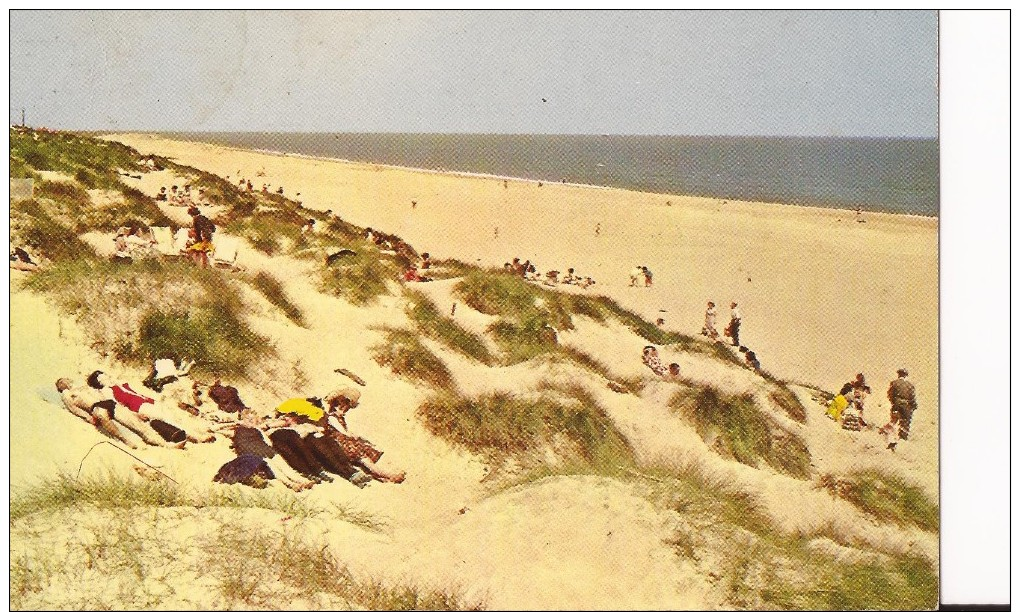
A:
726;302;742;346
887;369;918;440
186;206;216;268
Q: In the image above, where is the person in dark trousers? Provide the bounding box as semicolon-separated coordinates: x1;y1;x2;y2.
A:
887;369;917;440
727;302;742;346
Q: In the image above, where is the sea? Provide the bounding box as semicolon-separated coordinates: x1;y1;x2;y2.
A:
165;133;939;217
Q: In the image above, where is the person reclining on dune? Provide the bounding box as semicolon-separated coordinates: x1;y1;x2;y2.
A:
10;246;39;272
266;398;370;487
60;376;182;448
87;370;215;444
219;409;316;491
641;346;668;377
322;387;406;484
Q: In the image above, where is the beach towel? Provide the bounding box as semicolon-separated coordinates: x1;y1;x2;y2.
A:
825;394;849;421
172;228;191;253
213;454;275;486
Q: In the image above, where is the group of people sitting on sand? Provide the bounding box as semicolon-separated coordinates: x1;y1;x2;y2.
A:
109;206;216;268
155;184;201;207
825;369;918;451
502;257;596;289
54;358;405;492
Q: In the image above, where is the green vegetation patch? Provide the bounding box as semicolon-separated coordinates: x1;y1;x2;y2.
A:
10;128;143;189
320;242;402;306
371;328;455;390
818;470;939;533
670;384;811;478
248;271;305;325
25;258;270;378
417;382;634;474
406;290;494;364
641;463;937;610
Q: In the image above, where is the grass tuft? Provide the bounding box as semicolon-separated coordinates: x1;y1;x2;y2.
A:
669;384;811;478
320;243;401;306
371;328;455;390
818;470;939;533
248;271;305;325
417;383;634;475
405;290;494;364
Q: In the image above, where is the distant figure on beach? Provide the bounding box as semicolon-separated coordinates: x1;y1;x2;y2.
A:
667;363;681;379
595;223;601;237
702;302;719;340
156;186;167;201
725;302;742;346
301;218;316;235
887;369;917;440
503;180;508;189
411;200;417;209
642;266;653;287
420;252;431;270
745;350;761;372
277;186;284;195
641;346;667;377
494;227;499;239
856;205;865;223
655;318;665;327
629;265;644;287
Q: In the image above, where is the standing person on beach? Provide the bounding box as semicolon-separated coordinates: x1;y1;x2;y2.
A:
702;301;720;340
727;302;742;346
187;206;216;268
630;265;644;287
887;369;918;440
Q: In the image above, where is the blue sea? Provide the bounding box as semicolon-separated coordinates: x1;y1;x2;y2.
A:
165;133;939;217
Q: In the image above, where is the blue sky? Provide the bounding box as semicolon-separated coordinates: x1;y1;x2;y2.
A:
9;10;937;136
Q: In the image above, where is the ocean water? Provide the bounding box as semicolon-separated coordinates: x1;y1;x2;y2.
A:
167;133;939;216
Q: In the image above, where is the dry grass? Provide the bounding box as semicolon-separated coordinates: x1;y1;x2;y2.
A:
818;470;939;533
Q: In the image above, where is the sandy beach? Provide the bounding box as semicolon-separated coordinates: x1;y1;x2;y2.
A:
107;133;940;494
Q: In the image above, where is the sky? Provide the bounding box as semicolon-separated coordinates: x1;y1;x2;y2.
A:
9;10;937;136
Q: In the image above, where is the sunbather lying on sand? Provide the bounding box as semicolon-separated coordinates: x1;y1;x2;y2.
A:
58;377;181;448
87;370;215;444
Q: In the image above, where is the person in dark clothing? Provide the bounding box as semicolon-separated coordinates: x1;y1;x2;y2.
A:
186;206;216;268
887;369;918;440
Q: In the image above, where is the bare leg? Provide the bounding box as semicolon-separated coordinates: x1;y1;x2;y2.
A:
92;410;139;449
265;456;314;491
115;410;178;447
359;458;405;484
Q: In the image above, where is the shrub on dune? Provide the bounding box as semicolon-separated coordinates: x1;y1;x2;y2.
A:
417;383;634;474
371;328;455;390
669;384;811;479
818;470;939;533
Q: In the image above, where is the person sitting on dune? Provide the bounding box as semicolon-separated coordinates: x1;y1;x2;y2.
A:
641;346;668;377
10;247;39;272
219;410;316;491
301;218;316;235
322;387;406;484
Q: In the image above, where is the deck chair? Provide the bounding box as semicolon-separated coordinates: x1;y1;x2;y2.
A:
212;235;240;269
173;228;191;254
150;226;180;257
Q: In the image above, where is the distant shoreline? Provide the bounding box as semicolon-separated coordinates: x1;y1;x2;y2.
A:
95;131;939;218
